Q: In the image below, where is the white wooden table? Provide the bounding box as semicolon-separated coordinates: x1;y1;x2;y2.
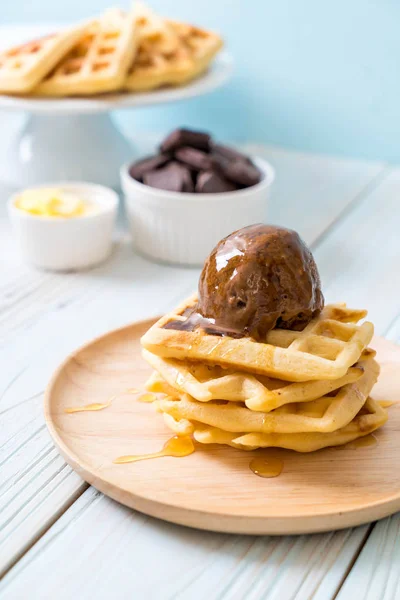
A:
0;139;399;600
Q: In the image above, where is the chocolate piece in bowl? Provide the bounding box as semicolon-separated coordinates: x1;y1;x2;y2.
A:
160;128;211;153
212;143;253;164
217;158;262;187
144;161;194;193
127;127;266;196
181;169;195;192
128;154;171;182
195;171;237;193
175;147;214;172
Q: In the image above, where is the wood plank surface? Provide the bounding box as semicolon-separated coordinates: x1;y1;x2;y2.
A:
336;512;400;600
1;489;371;600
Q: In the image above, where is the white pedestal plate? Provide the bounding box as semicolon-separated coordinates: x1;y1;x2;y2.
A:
0;25;233;189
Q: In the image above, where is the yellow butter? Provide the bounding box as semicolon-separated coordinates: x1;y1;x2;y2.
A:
15;188;90;218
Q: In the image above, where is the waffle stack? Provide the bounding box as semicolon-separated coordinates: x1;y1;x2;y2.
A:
140;295;387;452
0;3;223;97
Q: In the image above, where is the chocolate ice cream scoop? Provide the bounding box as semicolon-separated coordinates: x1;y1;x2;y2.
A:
197;224;324;340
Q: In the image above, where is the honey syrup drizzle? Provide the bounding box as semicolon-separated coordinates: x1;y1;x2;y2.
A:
249;457;283;478
137;392;157;403
65;402;111;414
65;388;142;414
113;435;195;464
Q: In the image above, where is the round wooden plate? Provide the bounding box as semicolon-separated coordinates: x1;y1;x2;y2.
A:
44;319;400;535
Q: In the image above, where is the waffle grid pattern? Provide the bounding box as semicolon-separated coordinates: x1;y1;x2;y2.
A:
141;295;374;382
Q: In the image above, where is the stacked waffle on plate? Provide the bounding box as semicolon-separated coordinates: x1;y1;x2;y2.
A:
0;2;223;96
141;294;387;452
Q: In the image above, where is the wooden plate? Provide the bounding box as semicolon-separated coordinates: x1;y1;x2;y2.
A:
44;319;400;535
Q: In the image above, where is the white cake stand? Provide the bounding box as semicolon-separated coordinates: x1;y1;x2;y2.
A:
0;25;233;189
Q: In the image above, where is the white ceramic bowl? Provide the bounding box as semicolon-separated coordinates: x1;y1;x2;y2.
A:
121;157;275;267
8;182;118;271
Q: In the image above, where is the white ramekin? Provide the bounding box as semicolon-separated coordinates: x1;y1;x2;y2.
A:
121;157;275;267
8;182;118;272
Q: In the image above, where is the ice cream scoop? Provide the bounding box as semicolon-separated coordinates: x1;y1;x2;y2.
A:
197;224;324;340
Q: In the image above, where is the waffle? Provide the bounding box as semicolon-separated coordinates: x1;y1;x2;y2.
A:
164;413;193;436
34;10;138;97
143;348;367;412
168;20;223;80
154;353;379;435
124;3;223;91
164;397;388;453
140;294;374;382
125;3;195;91
133;1;182;54
0;24;87;93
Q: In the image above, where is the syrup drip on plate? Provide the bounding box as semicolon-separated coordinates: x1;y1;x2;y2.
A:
65;388;143;413
137;392;157;403
249;457;283;478
113;435;195;464
65;402;111;414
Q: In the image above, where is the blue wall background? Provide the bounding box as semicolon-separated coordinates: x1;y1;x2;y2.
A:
2;1;399;162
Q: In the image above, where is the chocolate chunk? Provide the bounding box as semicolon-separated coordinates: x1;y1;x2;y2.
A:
218;158;262;187
182;168;195;193
143;161;193;193
160;128;211;153
212;143;252;164
196;171;237;193
128;154;170;182
175;146;214;172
